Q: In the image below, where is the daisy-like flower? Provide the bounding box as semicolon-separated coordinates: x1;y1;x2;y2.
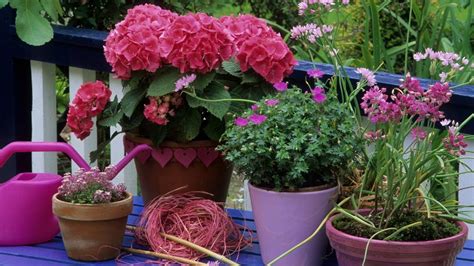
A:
307;68;324;79
249;114;267;125
311;86;327;103
265;99;279;106
234;117;249;127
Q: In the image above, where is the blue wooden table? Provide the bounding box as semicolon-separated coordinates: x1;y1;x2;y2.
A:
0;197;473;265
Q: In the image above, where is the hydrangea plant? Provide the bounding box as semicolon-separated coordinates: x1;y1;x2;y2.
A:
57;166;128;204
218;85;363;191
67;5;296;150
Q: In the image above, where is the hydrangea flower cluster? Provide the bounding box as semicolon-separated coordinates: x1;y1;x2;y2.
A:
361;74;452;124
58;166;127;204
159;13;235;73
104;4;178;79
143;93;183;126
67;81;111;140
221;14;296;84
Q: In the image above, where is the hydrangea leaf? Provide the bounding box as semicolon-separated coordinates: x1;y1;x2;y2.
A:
11;0;53;46
121;87;146;118
186;82;231;119
193;72;215;92
222;59;243;77
148;67;181;97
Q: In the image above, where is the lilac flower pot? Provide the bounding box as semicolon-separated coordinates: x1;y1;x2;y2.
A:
326;211;468;266
249;183;337;266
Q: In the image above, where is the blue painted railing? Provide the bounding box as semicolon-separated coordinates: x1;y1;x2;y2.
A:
1;7;473;178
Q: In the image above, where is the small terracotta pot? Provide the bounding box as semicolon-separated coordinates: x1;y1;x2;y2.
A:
52;193;133;261
326;210;468;266
125;134;233;204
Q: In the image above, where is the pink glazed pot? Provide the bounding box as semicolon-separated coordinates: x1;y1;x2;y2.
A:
326;211;468;266
249;183;337;266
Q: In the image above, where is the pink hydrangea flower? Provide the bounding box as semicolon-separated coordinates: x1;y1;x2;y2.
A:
307;68;324;79
311;86;327;103
234;117;249;127
175;74;197;91
67;81;112;140
273;82;288;92
104;4;178;79
249;114;267;125
159;13;235;73
236;35;297;84
265;99;279;106
219;15;277;49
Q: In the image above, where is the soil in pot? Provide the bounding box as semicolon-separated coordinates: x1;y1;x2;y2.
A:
326;210;468;266
53;193;133;261
125;134;233;204
333;211;460;241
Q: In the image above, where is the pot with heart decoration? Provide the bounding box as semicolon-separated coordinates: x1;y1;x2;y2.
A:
125;134;233;204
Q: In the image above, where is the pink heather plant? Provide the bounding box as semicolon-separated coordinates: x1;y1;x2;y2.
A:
58;166;127;204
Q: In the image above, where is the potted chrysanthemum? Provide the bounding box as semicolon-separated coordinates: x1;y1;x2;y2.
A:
53;166;132;261
218;79;364;265
66;4;296;204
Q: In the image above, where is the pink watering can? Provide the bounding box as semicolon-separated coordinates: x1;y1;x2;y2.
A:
0;141;151;246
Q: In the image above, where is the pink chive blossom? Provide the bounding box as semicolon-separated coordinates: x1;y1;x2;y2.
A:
439;72;448;83
311;86;327;103
234;117;249;127
443;122;468;156
412;48;470;77
411;127;427;140
360;86;401;123
400;73;423;95
251;104;259;111
307;68;324;79
329;48;339;57
175;74;196;92
290;23;333;43
249;114;267;125
265;99;279;106
355;68;376;87
273;82;288;92
364;130;384;141
440;119;451;126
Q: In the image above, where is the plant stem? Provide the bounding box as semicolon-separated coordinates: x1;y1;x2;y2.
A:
267;197;351;265
183;91;257;105
122;247;206;265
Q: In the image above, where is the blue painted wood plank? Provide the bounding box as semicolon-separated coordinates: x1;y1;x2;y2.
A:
0;253;71;266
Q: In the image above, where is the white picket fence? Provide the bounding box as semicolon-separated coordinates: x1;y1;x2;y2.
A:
28;60;474;239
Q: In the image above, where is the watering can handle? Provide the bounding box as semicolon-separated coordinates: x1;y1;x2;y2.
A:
0;142;91;170
110;144;152;180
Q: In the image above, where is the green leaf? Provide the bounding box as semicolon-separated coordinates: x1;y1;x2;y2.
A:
90;131;120;163
204;115;225;141
186;82;231;119
0;0;8;9
148;125;168;147
121;87;146;117
12;0;53;46
39;0;60;21
98;96;123;127
193;72;215;91
147;68;181;97
181;109;201;141
222;59;243;77
120;109;144;131
242;72;260;84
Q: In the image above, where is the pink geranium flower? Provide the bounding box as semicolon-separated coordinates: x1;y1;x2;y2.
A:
307;68;324;79
311;86;327;103
273;82;288;92
265;99;279;106
249;114;267;125
234;117;249;127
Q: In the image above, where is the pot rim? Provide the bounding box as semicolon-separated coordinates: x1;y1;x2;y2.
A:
52;192;133;207
125;133;218;148
326;210;468;246
249;182;337;195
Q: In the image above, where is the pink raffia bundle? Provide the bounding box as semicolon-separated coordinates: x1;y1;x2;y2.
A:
134;192;251;260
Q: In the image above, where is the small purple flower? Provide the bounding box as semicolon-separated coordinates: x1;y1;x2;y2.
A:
234;117;249;127
265;99;279;106
175;74;197;92
307;69;324;79
249;114;267;125
273;82;288;92
311;86;327;103
355;68;377;87
411;127;427;140
251;104;259;111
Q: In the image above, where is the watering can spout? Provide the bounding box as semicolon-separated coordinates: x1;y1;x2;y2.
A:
110;144;152;180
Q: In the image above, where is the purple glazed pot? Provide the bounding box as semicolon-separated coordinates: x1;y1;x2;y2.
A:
249;183;338;266
326;211;468;266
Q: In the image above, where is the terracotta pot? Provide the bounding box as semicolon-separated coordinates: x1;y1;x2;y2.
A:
52;193;133;261
249;183;338;266
326;210;468;266
125;134;233;204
